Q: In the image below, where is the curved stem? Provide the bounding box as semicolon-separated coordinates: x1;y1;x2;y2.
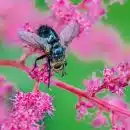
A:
0;60;30;73
19;52;30;65
55;80;130;116
33;82;40;92
0;60;130;117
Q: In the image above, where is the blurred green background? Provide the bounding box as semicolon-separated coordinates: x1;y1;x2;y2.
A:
0;0;130;130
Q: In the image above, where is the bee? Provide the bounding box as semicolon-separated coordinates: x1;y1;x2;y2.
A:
18;21;80;87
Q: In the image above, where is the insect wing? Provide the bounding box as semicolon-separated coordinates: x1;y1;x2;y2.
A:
18;31;49;50
60;21;80;47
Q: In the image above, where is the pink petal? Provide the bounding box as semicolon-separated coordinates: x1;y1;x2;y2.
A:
92;112;107;128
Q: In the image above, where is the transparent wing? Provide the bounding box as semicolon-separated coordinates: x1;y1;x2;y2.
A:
60;21;80;48
18;31;50;51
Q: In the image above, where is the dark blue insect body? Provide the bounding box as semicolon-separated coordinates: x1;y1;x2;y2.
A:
33;25;67;87
36;25;66;61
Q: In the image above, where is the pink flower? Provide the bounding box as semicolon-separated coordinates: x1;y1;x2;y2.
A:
104;62;130;95
1;91;54;130
105;95;130;130
76;100;94;120
23;22;34;33
86;0;106;22
83;61;130;96
0;74;14;99
0;75;15;125
103;67;115;83
50;0;106;33
92;112;107;128
0;0;48;45
117;62;130;73
83;77;102;96
0;0;15;16
29;63;55;86
70;24;125;65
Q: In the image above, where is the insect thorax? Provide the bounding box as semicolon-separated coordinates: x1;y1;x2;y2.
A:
50;43;66;72
37;25;59;45
51;43;65;60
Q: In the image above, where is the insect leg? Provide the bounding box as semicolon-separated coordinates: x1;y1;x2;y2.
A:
61;66;66;77
33;54;47;70
61;61;67;77
64;60;67;66
47;57;51;88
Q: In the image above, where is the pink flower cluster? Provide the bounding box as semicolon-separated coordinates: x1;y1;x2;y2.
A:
0;0;47;44
83;61;130;96
76;100;94;120
0;75;14;97
84;76;102;96
76;98;108;128
92;112;107;128
105;96;130;130
29;63;54;85
0;75;15;126
1;91;54;130
75;93;130;129
49;0;106;33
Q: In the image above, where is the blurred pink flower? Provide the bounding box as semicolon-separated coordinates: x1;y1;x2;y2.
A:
0;0;52;45
50;0;106;33
92;112;107;128
0;0;15;16
0;75;15;125
104;95;130;130
1;91;54;130
70;24;125;65
86;0;106;23
76;100;94;120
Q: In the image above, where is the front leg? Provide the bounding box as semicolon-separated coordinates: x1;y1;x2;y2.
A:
32;54;47;71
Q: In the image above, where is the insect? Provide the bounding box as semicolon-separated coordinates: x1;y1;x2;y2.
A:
36;25;67;74
18;21;80;87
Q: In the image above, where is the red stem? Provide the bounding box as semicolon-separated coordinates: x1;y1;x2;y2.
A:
0;60;130;117
0;60;30;73
33;82;40;92
55;80;130;116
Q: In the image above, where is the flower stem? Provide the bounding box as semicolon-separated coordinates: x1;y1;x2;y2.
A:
33;82;40;92
55;80;130;116
0;60;130;117
0;60;30;73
